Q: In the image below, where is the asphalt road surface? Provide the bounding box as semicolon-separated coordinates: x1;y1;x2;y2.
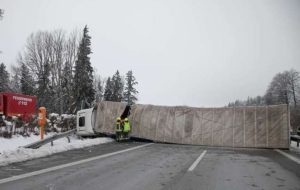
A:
0;141;300;190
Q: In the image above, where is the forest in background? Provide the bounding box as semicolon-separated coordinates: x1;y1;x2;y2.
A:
228;69;300;131
0;26;139;114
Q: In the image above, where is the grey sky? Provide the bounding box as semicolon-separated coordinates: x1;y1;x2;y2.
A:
0;0;300;107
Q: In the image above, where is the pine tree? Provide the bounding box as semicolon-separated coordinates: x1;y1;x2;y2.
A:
111;70;124;102
73;25;95;111
20;63;34;95
37;62;52;110
123;70;138;105
0;63;10;92
104;77;113;101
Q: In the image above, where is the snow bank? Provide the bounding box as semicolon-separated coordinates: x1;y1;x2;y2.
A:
49;113;59;118
290;141;300;154
61;114;75;119
0;135;114;166
0;133;55;153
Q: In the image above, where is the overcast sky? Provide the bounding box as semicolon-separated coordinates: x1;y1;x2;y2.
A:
0;0;300;107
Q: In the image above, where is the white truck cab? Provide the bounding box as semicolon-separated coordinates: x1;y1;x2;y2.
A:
76;107;97;136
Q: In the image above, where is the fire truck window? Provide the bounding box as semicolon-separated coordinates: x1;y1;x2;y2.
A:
79;117;85;127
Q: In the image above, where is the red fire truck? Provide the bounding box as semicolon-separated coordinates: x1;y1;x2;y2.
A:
0;92;37;122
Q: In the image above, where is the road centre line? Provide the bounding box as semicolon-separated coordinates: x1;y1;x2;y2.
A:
0;143;154;185
188;150;207;172
275;149;300;165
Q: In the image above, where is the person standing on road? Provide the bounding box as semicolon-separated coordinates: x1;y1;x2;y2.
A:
115;117;122;141
123;118;131;139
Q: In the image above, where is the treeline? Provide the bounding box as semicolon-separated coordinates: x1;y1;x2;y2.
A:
0;26;138;114
102;70;138;105
228;69;300;130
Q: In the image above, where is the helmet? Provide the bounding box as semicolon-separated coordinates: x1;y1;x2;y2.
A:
124;118;129;122
116;117;121;121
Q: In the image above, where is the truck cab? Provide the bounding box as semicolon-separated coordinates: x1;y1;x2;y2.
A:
76;107;97;136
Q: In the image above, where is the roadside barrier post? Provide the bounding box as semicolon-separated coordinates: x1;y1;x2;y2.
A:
38;107;46;140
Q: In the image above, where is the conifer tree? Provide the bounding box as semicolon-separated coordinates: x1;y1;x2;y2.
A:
20;63;34;95
123;70;138;105
104;77;113;101
73;25;95;111
111;70;124;102
0;63;10;92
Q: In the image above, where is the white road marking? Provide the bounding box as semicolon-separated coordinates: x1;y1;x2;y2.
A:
4;168;22;171
275;149;300;165
188;150;207;172
0;143;154;185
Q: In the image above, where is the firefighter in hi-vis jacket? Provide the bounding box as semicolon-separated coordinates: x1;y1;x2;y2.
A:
115;117;130;141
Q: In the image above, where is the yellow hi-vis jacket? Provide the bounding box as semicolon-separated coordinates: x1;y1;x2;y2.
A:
115;117;122;132
123;118;130;132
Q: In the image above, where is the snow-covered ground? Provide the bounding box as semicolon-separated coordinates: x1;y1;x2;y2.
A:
0;134;114;166
290;141;300;154
0;133;54;153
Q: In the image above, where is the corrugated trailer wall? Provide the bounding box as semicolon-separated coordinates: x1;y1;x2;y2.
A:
95;101;289;149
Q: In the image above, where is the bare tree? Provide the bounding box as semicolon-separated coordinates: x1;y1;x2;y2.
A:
10;65;22;93
288;69;300;107
94;74;106;103
49;30;65;114
265;71;291;105
17;29;80;114
17;32;52;109
229;69;300;130
265;69;300;106
62;30;80;113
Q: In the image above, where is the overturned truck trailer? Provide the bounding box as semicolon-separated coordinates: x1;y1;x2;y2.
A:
77;101;290;149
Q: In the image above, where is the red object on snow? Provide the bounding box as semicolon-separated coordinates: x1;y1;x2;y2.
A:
0;92;37;122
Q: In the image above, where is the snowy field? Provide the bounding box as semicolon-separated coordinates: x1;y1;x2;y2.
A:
0;134;114;166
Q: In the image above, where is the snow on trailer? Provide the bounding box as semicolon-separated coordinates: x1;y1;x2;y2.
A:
0;92;37;122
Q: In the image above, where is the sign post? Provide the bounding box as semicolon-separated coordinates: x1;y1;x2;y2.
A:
38;107;46;140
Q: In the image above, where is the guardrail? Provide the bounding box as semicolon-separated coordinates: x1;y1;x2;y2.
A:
23;129;76;149
291;135;300;147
